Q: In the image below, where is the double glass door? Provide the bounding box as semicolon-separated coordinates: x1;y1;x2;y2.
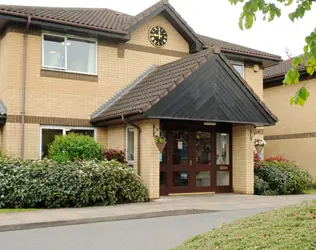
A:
160;129;231;195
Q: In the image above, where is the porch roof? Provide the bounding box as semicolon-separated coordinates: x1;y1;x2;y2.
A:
91;47;278;126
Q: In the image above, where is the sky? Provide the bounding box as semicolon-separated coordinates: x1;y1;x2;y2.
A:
1;0;315;59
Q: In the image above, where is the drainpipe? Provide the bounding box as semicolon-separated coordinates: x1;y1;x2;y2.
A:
121;115;141;175
21;16;31;158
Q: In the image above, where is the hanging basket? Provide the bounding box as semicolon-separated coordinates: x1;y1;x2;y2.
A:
255;145;264;154
155;142;167;153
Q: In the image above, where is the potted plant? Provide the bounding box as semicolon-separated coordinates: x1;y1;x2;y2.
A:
154;136;167;153
254;139;266;154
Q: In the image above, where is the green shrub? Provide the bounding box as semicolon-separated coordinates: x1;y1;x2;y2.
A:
0;158;148;208
254;160;313;195
48;133;104;162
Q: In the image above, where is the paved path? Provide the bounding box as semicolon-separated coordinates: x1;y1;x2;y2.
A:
0;194;315;232
0;208;273;250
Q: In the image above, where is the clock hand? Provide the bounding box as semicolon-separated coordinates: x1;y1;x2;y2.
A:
158;27;162;39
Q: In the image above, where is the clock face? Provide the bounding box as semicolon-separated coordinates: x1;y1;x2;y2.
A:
149;26;168;48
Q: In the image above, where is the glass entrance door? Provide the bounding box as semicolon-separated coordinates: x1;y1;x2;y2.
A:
160;127;232;195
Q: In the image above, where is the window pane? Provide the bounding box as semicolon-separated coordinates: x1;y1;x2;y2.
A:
43;35;65;68
232;64;243;77
172;131;189;164
216;133;230;165
66;129;94;137
41;129;63;158
217;171;230;186
196;132;211;164
196;171;211;187
160;172;167;187
67;38;96;74
127;128;134;162
173;171;188;187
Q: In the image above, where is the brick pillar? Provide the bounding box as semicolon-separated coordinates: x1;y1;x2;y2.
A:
232;124;254;194
138;119;160;199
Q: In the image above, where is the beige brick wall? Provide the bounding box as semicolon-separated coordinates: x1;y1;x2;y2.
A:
3;15;188;120
128;15;189;53
96;127;107;149
264;79;316;179
245;63;263;100
106;125;126;151
2;123;40;159
232;124;254;194
264;78;316;136
137;119;160;199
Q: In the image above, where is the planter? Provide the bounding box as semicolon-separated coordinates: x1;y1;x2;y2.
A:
155;142;167;153
255;145;264;154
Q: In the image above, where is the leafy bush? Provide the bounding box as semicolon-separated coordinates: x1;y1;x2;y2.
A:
104;149;127;164
254;160;313;195
0;158;148;208
48;133;104;163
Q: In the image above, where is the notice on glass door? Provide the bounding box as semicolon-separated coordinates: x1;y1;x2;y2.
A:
178;141;183;149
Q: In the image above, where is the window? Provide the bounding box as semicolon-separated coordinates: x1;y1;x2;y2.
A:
42;33;97;75
126;127;135;165
40;126;95;158
216;133;230;165
231;61;244;78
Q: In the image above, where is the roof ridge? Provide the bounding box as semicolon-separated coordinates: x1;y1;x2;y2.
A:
0;4;131;15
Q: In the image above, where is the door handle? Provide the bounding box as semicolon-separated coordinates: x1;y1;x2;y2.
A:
190;160;192;166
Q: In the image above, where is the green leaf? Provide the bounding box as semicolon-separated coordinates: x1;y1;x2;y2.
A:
292;56;303;67
311;47;316;57
245;13;255;29
306;65;315;75
289;13;295;22
303;45;309;54
283;68;300;85
290;96;295;106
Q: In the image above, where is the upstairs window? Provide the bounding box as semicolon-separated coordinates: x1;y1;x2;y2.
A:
42;34;97;75
231;61;244;78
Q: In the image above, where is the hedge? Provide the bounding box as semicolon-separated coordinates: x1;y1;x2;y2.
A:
254;160;313;195
0;158;148;208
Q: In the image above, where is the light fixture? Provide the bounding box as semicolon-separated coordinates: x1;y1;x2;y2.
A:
204;122;216;126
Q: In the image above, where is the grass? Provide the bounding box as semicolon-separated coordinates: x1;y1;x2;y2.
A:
305;189;316;194
0;208;36;213
173;200;316;250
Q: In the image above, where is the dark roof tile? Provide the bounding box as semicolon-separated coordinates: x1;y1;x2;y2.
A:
199;35;281;61
263;58;306;80
92;48;277;125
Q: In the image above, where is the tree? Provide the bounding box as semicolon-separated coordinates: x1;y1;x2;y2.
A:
229;0;316;106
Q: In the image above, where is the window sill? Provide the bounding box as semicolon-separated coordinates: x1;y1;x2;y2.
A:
41;68;98;82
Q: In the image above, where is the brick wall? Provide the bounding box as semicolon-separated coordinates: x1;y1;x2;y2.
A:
245;63;263;100
232;124;254;194
0;14;189;159
137;119;160;199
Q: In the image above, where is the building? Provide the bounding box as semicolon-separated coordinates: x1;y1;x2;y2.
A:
0;1;282;198
264;59;316;179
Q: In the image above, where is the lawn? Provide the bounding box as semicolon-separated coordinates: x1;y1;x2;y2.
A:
305;189;316;194
173;200;316;250
0;208;36;213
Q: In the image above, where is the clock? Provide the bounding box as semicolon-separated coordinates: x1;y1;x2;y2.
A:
149;26;168;48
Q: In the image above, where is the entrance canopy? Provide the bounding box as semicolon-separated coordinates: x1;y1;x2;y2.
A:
91;47;278;126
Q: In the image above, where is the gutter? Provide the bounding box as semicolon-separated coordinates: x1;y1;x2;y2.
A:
21;16;31;158
121;115;141;176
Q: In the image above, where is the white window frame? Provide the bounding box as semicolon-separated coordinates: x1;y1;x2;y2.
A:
126;126;135;166
39;125;96;159
230;60;244;78
41;32;98;76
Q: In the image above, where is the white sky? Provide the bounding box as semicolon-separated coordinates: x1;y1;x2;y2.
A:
1;0;315;59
